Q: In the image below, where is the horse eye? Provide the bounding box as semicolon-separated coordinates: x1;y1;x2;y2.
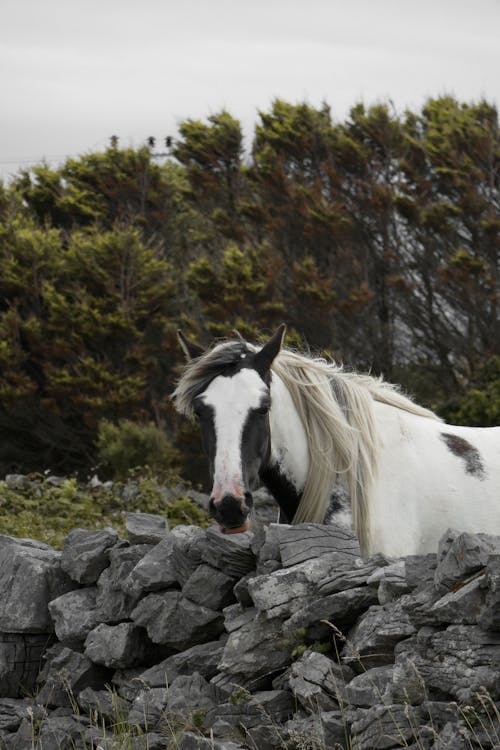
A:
257;406;270;416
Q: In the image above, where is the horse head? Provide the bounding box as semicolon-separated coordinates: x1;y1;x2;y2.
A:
176;325;286;533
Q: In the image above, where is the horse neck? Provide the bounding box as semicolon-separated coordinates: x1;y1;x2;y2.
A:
260;373;309;521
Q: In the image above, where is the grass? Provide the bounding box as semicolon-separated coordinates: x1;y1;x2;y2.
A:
0;472;210;549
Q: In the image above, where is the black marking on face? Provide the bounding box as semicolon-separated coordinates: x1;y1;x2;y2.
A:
440;432;487;480
241;403;272;493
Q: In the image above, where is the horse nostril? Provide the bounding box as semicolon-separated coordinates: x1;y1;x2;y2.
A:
210;493;251;528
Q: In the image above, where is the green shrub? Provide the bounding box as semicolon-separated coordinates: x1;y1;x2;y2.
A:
0;474;209;549
439;356;500;427
97;419;175;479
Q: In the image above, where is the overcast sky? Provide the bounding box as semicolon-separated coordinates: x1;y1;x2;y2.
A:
1;0;499;183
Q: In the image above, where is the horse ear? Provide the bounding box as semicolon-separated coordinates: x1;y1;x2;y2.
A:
177;330;205;361
253;324;286;376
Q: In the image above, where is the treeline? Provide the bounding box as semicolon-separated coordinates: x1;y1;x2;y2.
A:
0;96;499;478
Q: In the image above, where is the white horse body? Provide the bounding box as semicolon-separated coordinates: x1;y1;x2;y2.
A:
270;371;500;557
370;403;500;556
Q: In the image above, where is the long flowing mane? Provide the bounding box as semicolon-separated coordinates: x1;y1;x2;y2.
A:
173;339;439;552
271;350;439;552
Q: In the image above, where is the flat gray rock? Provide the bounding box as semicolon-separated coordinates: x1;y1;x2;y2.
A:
394;625;500;702
182;563;237;610
0;697;46;732
218;611;294;690
434;529;500;590
479;553;500;630
284;586;379;641
84;622;158;669
131;590;224;650
342;602;416;671
48;587;100;644
405;554;437;589
287;650;349;711
350;703;426;750
136;639;225;690
36;645;110;708
0;537;75;633
77;686;129;721
430;575;485;624
0;633;55;699
247;565;316;619
96;543;152;622
318;555;389;595
126;511;169;544
170;525;208;585
345;665;394;707
201;526;256;578
60;527;121;584
122;537;178;597
274;522;360;568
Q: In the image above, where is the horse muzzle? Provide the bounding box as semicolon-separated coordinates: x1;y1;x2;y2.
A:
209;492;252;533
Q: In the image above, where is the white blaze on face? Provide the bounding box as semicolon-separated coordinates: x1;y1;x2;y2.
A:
201;368;268;502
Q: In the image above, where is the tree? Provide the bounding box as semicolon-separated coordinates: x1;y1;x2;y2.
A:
398;97;500;385
329;102;406;375
173;111;245;241
251;99;346;269
0;221;182;473
185;241;285;340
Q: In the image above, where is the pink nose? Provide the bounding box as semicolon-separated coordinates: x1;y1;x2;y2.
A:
212;481;245;503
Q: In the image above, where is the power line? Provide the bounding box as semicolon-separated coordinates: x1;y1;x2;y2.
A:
0;154;78;166
0;136;176;170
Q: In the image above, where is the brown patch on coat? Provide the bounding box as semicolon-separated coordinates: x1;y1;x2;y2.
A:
440;433;487;480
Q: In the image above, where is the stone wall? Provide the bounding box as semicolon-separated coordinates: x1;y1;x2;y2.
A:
0;506;500;749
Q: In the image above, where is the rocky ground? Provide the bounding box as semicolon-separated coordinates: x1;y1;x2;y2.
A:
0;480;499;749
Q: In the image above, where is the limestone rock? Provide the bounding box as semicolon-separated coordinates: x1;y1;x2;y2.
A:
201;526;256;578
170;525;208;585
84;622;159;669
218;611;294;690
434;529;500;590
125;511;169;544
287;650;349;711
122;537;179;598
318;555;389;595
182;564;237;610
367;560;410;604
345;665;394;707
127;674;222;731
343;602;416;671
60;527;121;584
350;704;426;750
0;537;75;633
0;633;55;699
96;543;152;622
136;639;226;690
478;553;500;630
36;645;111;708
48;587;100;644
131;591;224;650
394;625;500;702
430;575;485;624
284;586;379;641
405;554;437;589
77;686;129;722
274;522;360;567
0;698;46;732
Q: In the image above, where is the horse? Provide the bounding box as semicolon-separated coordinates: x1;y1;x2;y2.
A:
172;325;500;557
